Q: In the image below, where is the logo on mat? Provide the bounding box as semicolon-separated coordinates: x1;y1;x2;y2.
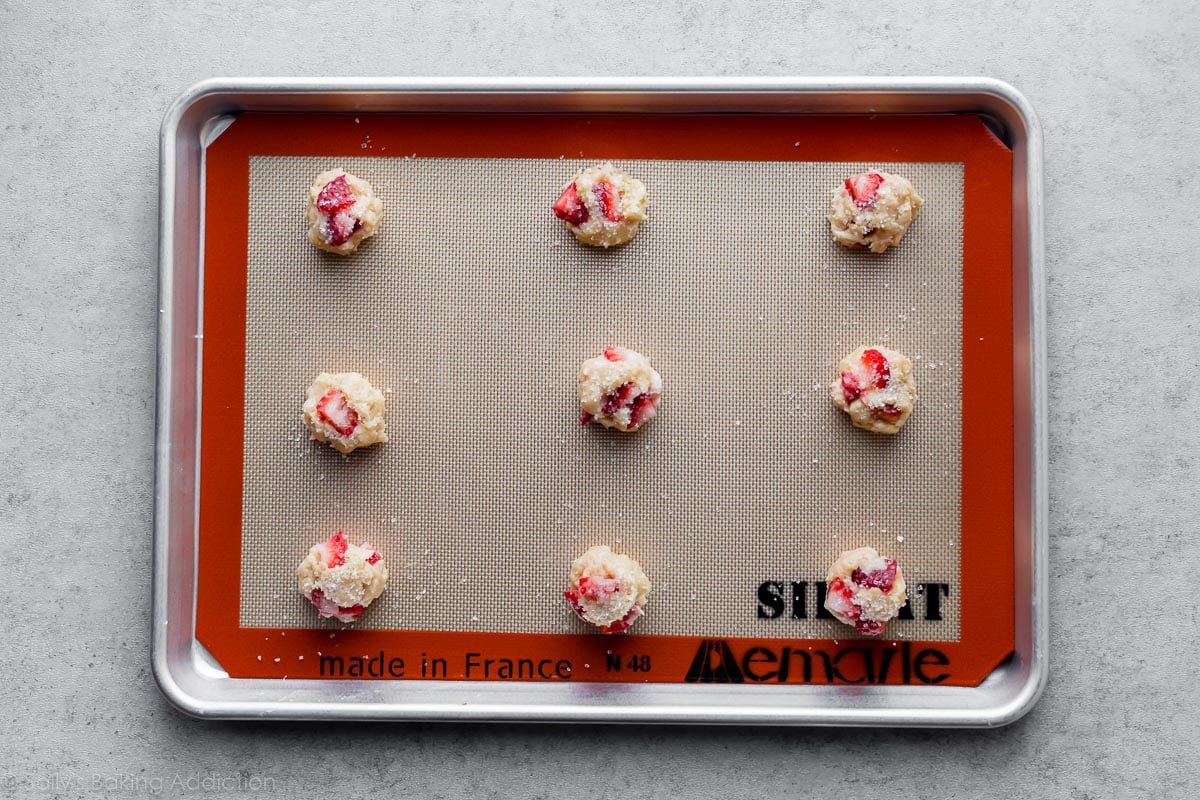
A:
684;640;744;683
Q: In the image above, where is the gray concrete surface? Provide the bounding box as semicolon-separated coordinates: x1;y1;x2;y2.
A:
2;0;1197;797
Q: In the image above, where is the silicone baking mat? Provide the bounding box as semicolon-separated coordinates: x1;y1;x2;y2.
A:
197;113;1014;686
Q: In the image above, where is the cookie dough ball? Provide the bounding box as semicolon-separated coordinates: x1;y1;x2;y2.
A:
306;170;384;255
829;171;922;254
578;346;662;432
297;532;388;623
823;546;907;636
302;372;388;453
564;545;651;634
552;163;648;247
830;346;916;434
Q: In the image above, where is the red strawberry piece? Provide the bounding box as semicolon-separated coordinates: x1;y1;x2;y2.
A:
311;586;364;620
316;388;359;437
845;172;884;209
855;618;886;636
600;604;642;634
337;603;365;619
826;577;861;620
366;551;382;566
830;577;857;602
840;370;862;404
553;182;589;225
851;559;897;591
603;346;621;362
310;588;331;614
876;404;903;420
578;575;621;601
309;588;343;617
592;179;622;222
324;531;349;568
861;348;890;389
324;210;360;246
601;382;638;416
316;174;357;213
563;588;585;616
628;392;659;429
578;412;594;426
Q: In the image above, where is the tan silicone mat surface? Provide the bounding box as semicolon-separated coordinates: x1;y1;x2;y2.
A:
239;156;963;641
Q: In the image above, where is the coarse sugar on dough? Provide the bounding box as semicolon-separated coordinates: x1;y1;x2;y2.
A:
296;532;389;623
578;346;662;432
302;371;388;453
564;545;652;633
828;171;922;254
830;345;917;434
554;163;648;247
824;546;907;636
305;169;384;255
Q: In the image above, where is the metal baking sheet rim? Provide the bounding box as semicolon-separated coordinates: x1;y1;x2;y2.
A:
153;77;1047;726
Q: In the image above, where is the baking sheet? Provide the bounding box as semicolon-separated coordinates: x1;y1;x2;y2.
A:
239;155;964;642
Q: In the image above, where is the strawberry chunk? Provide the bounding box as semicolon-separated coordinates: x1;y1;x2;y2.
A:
855;618;886;636
366;551;382;566
310;589;365;621
578;575;621;601
603;346;622;362
324;210;362;246
825;577;861;620
845;172;884;208
316;174;357;213
601;382;638;416
563;588;585;616
553;182;589;225
316;388;359;437
599;604;642;634
578;411;594;426
860;348;890;389
592;179;622;222
628;392;659;429
840;370;862;404
851;559;898;591
323;531;349;568
566;583;642;633
876;404;903;420
310;588;337;616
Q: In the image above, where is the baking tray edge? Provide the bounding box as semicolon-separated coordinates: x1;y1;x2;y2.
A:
152;77;1047;726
